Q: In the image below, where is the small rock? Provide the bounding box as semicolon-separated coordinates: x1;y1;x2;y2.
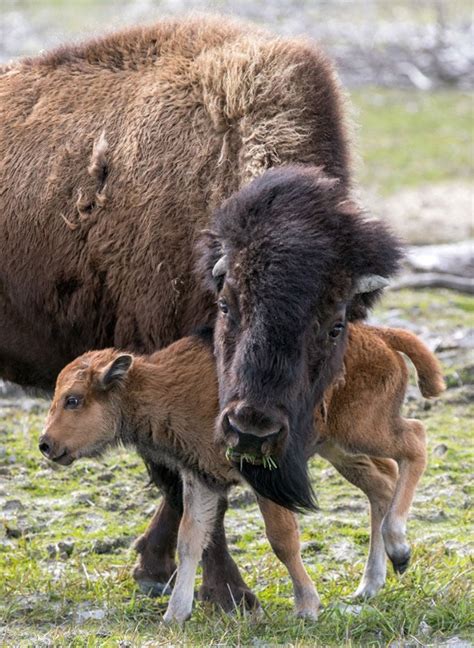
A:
57;540;74;557
301;540;323;554
5;525;22;538
104;501;119;512
97;471;114;483
444;541;473;558
46;544;58;558
73;493;93;506
75;607;106;623
92;539;113;554
46;540;75;559
419;620;433;636
92;537;130;554
333;602;364;616
421;509;449;523
331;540;360;563
439;638;473;648
3;499;24;511
433;443;448;457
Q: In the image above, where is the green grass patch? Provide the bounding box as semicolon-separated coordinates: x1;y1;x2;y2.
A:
352;89;473;194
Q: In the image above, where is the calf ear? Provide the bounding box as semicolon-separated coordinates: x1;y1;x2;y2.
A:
99;354;133;389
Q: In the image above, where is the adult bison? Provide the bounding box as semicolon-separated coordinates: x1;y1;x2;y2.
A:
201;165;401;513
0;17;399;607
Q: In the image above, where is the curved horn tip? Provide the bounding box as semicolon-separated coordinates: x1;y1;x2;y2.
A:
212;255;228;278
355;274;390;294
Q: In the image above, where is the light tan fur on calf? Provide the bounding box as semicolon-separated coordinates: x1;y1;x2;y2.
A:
42;323;444;620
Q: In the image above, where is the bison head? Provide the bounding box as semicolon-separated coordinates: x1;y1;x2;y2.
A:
198;165;403;512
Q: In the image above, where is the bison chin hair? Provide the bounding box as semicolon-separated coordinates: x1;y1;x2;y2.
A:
239;444;318;514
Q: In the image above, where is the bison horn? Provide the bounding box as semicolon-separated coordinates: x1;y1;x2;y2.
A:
212;255;228;278
354;274;390;294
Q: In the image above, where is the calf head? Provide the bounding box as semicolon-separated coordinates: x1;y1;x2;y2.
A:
198;165;403;511
39;350;133;465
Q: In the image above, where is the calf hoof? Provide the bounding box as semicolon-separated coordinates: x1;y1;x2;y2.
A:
295;588;320;619
389;547;411;574
198;583;260;612
296;609;319;621
296;605;319;621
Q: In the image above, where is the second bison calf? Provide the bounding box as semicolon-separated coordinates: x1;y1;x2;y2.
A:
39;323;444;623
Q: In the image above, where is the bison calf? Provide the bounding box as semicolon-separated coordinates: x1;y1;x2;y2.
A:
40;324;444;622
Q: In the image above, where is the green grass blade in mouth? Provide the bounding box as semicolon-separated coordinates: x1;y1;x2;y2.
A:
226;447;278;470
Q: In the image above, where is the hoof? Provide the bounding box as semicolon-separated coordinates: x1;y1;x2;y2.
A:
198;583;260;613
136;578;173;597
163;609;190;625
389;548;411;574
352;582;383;599
132;560;176;598
296;608;319;620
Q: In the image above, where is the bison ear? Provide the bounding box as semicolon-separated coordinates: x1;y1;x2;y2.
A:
99;354;133;389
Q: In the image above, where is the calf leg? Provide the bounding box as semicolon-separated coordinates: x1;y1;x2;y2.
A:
163;473;220;624
257;496;320;619
381;420;427;573
317;441;397;598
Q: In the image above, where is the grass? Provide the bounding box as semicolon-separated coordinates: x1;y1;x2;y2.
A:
351;88;474;194
1;289;473;646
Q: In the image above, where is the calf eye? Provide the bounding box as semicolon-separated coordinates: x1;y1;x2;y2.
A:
64;395;81;410
329;322;345;339
218;298;229;315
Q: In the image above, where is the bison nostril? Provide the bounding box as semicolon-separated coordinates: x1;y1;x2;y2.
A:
39;441;51;456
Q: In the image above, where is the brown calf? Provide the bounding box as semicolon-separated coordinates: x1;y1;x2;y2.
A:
40;324;444;622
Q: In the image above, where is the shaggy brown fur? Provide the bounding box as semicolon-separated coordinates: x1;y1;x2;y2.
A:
40;323;444;620
0;16;350;389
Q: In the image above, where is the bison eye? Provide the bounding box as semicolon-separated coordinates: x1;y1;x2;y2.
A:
64;395;81;410
218;298;229;315
329;322;345;339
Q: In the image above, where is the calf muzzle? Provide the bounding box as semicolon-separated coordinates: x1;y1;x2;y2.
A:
38;433;74;465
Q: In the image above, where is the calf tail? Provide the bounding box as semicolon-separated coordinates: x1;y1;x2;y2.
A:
369;326;446;398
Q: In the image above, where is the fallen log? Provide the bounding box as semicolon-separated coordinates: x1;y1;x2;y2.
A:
391;272;474;294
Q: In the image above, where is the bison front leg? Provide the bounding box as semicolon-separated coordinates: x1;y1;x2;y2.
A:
133;463;182;595
133;499;180;595
163;473;220;624
133;462;258;610
199;497;259;611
